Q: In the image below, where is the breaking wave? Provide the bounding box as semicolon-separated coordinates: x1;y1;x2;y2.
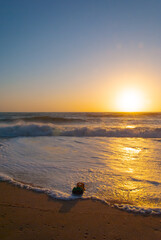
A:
0;124;161;138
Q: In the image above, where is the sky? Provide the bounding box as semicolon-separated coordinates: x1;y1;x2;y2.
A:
0;0;161;112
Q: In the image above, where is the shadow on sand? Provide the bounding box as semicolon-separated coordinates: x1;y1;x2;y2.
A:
59;199;79;213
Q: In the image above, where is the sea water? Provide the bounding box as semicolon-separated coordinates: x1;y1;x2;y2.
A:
0;112;161;214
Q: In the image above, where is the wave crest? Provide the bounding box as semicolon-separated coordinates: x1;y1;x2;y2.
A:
62;127;161;138
0;124;53;137
0;124;161;138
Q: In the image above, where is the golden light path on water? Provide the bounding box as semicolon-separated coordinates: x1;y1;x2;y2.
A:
95;137;161;208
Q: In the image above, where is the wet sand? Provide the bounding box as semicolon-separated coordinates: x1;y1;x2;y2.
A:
0;182;161;240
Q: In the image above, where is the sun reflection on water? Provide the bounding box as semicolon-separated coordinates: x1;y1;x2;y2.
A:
97;137;161;208
123;147;141;154
125;125;135;129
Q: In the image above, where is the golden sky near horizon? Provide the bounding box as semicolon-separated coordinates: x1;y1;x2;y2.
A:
1;68;161;112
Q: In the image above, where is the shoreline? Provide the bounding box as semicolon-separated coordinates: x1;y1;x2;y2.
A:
1;174;161;215
0;182;161;240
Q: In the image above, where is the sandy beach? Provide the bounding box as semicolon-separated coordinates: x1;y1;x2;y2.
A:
0;182;160;240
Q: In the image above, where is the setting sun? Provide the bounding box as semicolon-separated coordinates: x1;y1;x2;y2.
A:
117;89;143;112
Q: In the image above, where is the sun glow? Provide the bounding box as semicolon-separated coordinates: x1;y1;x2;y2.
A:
117;88;143;112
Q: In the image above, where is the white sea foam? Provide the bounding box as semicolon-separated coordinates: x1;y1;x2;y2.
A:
114;203;161;215
0;123;161;138
0;173;161;215
0;173;73;200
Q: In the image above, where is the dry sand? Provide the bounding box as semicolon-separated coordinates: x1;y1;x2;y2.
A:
0;182;161;240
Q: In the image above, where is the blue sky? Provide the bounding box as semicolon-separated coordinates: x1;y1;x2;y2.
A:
0;0;161;111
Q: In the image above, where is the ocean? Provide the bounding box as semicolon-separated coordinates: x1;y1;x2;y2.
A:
0;112;161;214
